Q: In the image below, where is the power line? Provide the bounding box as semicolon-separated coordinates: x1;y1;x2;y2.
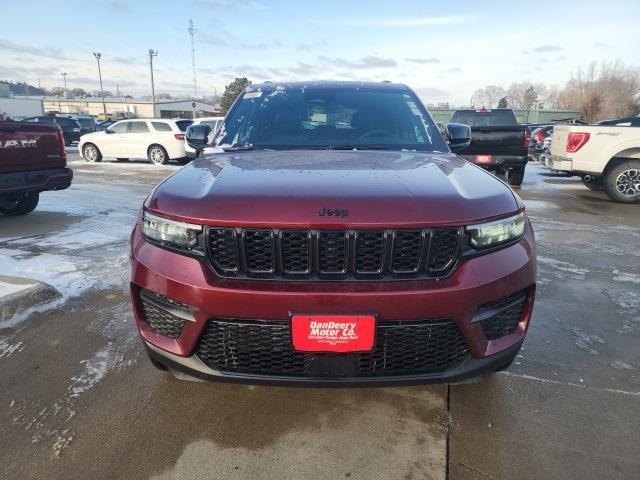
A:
0;41;91;62
0;41;146;64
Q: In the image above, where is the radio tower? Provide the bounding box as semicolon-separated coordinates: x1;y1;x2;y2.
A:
188;19;197;99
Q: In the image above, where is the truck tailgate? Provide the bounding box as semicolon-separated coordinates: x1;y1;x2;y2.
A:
461;127;526;156
0;121;65;173
550;125;570;156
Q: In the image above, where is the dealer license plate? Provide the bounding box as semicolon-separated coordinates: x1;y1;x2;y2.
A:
291;315;376;353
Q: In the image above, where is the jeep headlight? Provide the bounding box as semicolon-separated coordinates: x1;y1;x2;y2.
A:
142;212;202;249
467;213;525;248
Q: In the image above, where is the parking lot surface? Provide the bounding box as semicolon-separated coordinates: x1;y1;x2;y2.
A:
1;154;638;480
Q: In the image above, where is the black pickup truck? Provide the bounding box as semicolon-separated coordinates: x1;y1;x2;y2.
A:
450;108;530;186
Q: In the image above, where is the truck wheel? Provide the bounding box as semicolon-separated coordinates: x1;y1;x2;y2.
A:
604;160;640;203
507;166;525;187
83;143;102;162
148;145;169;165
582;176;604;191
0;193;40;216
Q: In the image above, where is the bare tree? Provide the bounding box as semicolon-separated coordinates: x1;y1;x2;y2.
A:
470;61;639;120
555;61;640;121
471;85;505;108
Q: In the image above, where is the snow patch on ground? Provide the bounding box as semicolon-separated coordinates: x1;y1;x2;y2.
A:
69;345;114;396
538;255;589;280
0;183;141;325
10;300;140;457
0;280;36;297
0;337;25;359
611;360;635;370
554;317;605;355
613;270;640;285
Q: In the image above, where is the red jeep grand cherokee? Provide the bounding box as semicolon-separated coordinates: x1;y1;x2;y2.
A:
129;81;536;385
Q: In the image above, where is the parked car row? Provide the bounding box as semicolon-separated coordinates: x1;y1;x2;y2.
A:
79;118;194;165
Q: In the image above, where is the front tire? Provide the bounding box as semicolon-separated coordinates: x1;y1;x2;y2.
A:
148;145;169;165
604;160;640;203
507;166;525;187
0;193;39;216
82;143;102;162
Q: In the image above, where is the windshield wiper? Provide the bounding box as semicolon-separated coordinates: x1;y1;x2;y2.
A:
326;144;394;151
220;144;255;152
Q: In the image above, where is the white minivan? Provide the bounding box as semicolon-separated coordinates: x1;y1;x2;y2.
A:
79;119;193;165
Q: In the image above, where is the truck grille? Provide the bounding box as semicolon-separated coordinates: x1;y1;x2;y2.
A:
195;318;469;378
206;228;461;280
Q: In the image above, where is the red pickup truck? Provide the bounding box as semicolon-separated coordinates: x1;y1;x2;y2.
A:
0;119;73;215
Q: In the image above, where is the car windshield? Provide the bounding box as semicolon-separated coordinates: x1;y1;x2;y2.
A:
216;86;448;152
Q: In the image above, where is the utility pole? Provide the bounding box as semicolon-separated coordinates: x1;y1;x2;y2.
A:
116;83;120;98
61;72;67;98
188;19;197;99
93;52;106;114
148;49;158;118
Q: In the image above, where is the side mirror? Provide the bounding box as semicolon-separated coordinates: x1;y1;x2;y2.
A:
446;123;471;152
105;128;114;134
186;124;212;151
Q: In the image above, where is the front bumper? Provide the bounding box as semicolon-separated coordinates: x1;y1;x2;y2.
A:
0;167;73;195
145;339;522;386
130;220;536;385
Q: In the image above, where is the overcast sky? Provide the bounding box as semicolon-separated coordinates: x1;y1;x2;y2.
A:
1;0;639;105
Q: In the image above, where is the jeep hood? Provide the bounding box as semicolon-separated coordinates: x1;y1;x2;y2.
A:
146;150;520;227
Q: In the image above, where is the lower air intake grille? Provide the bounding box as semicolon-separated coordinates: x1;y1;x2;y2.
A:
139;290;188;339
477;290;527;340
195;318;469;377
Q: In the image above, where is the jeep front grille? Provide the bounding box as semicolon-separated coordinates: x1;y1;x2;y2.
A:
206;227;461;280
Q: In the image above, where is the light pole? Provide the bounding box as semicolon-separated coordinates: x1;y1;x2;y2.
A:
93;52;106;114
148;49;158;117
61;72;67;98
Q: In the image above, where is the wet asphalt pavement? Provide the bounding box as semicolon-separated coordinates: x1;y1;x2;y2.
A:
1;154;638;480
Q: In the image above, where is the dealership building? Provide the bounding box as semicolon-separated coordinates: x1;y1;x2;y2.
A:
40;97;221;118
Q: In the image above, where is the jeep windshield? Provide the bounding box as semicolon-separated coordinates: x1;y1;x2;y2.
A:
216;86;448;152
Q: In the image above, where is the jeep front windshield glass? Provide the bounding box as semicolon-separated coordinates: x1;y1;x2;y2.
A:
217;86;448;152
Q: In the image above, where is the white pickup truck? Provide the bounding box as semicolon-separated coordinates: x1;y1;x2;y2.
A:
549;123;640;203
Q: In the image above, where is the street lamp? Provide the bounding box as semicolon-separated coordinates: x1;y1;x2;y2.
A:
148;49;158;117
93;52;106;114
61;72;67;98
